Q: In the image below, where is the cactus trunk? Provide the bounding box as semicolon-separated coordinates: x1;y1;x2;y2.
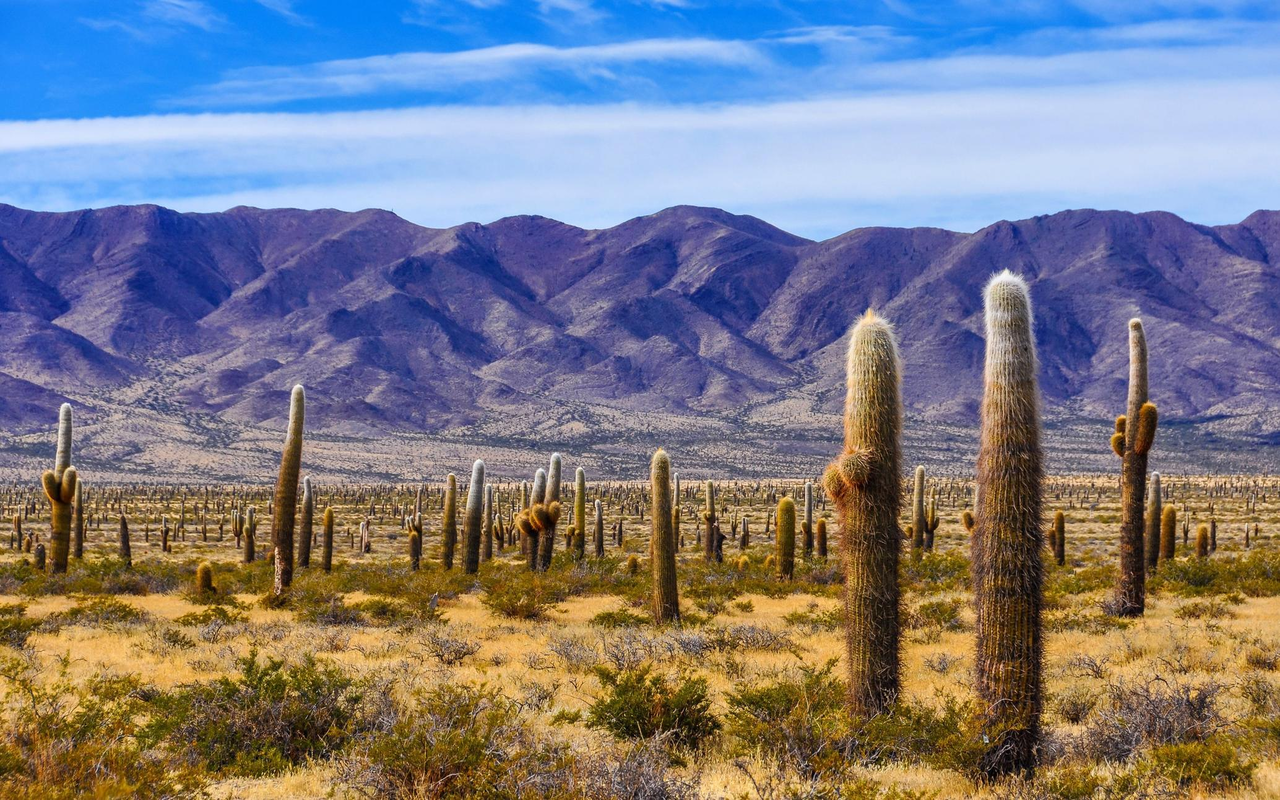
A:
651;449;679;624
271;385;305;599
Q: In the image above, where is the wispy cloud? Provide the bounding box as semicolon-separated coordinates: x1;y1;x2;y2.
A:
179;37;765;106
81;0;225;40
5;76;1280;238
251;0;308;25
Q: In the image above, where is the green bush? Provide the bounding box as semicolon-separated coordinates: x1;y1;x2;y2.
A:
1144;736;1254;789
51;596;147;628
162;648;368;776
901;550;970;593
907;598;965;631
0;604;38;648
480;570;567;620
587;664;720;751
590;608;652;629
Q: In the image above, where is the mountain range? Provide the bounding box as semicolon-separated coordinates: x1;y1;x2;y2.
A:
0;201;1277;478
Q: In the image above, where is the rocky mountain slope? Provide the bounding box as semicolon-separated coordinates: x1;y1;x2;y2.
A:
0;201;1276;478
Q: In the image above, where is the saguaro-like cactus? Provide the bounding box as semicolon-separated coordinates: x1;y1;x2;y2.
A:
442;473;457;570
1160;505;1176;563
407;511;422;570
1052;510;1065;567
482;484;495;562
463;460;485;574
43;403;79;574
1113;320;1158;616
822;309;902;718
651;449;680;624
72;481;84;560
322;507;334;573
1196;524;1210;558
776;497;796;580
271;385;305;599
911;466;926;559
803;481;814;558
973;272;1044;779
299;476;314;569
593;499;605;558
195;561;216;596
119;514;131;567
244;507;257;563
573;467;587;560
816;518;828;559
1144;473;1161;572
703;481;717;562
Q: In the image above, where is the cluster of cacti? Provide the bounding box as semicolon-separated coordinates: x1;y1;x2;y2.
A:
972;272;1044;779
514;455;562;572
43;403;79;574
823;309;902;718
1112;320;1158;616
271;385;305;599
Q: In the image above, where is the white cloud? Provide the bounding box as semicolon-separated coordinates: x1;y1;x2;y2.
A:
141;0;222;31
179;37;765;105
4;77;1280;238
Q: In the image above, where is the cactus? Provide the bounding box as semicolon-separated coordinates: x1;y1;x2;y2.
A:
482;484;494;562
651;449;680;624
972;272;1044;779
195;561;216;596
593;499;604;558
573;467;587;560
537;454;563;570
72;481;84;560
298;476;314;569
161;516;170;553
407;510;422;570
1052;510;1065;567
442;473;457;570
463;460;485;574
244;507;257;563
1144;473;1161;572
925;498;940;551
119;514;131;567
703;481;717;562
43;403;78;574
911;466;926;559
822;309;902;718
816;518;828;559
1196;524;1210;558
271;385;305;599
322;507;334;572
1160;504;1176;563
736;555;749;572
626;554;640;576
34;543;45;570
776;497;796;580
803;481;814;558
1113;320;1157;617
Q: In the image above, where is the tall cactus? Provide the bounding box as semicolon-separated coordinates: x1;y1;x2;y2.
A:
321;507;334;573
1113;319;1157;616
119;513;131;567
816;517;828;559
298;476;314;569
776;497;796;580
1159;504;1176;563
1144;472;1161;572
803;481;814;558
703;481;717;562
822;309;902;718
72;481;84;560
651;449;679;624
482;484;495;562
573;467;587;560
43;403;78;574
593;499;604;558
537;454;562;570
271;385;305;599
973;272;1044;779
442;473;457;570
244;506;257;564
1052;510;1065;567
911;466;926;559
463;460;485;574
1196;523;1210;559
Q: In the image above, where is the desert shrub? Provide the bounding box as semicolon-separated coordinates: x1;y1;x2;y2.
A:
162;648;368;776
174;605;248;627
49;595;147;628
1149;552;1280;598
588;665;720;751
0;604;38;649
1174;599;1234;620
1054;686;1099;725
349;597;412;625
1045;607;1131;634
1143;736;1254;789
1078;677;1224;762
782;602;842;633
0;654;198;799
901;550;970;593
420;624;481;666
724;660;847;773
591;608;651;629
481;570;568;620
1045;564;1115;597
906;598;965;631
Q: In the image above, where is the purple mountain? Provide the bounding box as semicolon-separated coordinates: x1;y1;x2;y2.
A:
0;201;1277;475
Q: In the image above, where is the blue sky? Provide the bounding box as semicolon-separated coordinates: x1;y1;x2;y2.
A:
3;1;1280;237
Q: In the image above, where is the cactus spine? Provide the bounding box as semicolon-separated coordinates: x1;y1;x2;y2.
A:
1113;320;1157;616
823;309;902;718
573;467;587;560
43;403;78;574
322;507;334;572
299;476;314;568
973;272;1044;779
776;497;796;580
442;473;457;570
463;460;485;574
271;385;304;599
1144;473;1161;572
651;449;679;624
1160;504;1176;563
